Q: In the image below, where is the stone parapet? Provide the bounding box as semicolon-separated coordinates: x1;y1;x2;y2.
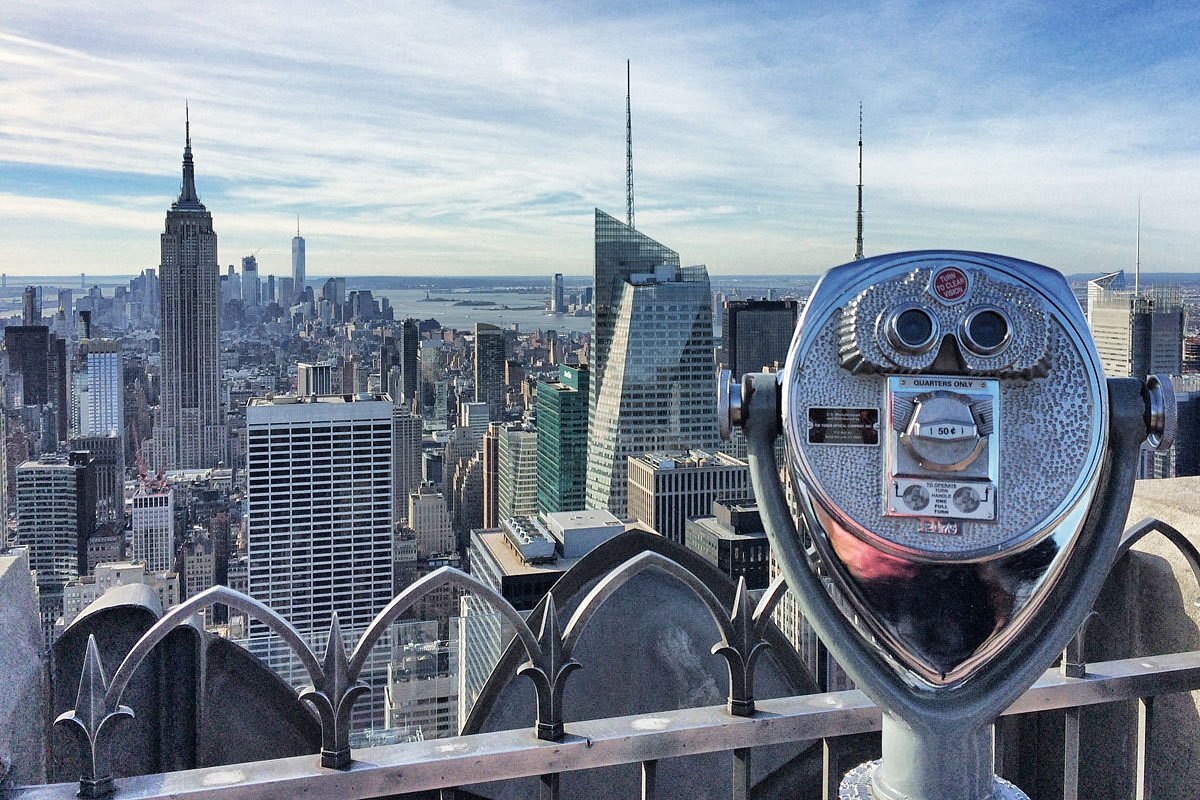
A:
0;551;47;785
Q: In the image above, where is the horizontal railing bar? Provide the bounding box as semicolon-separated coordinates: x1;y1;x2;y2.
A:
1007;650;1200;715
13;651;1200;800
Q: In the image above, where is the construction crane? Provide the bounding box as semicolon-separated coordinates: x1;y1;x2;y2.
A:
131;418;148;479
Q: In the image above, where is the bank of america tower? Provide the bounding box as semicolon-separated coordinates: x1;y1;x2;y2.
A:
157;114;224;470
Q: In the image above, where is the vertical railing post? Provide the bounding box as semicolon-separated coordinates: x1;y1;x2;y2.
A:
1063;707;1082;800
641;759;658;800
1136;695;1155;800
539;771;560;800
732;747;752;800
823;737;842;800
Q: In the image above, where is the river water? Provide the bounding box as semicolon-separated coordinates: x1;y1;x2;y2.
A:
372;288;592;335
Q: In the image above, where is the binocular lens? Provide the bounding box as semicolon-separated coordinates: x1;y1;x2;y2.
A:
888;306;937;353
962;308;1010;355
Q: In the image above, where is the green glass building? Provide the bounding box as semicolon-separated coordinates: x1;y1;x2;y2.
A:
535;364;588;514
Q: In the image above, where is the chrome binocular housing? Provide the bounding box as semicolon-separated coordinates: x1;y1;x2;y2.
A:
723;251;1175;687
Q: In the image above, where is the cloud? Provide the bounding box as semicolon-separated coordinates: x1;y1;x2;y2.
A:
0;1;1198;276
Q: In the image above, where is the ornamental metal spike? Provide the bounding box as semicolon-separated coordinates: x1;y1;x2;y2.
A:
518;595;582;741
299;613;369;769
54;634;135;797
712;577;772;717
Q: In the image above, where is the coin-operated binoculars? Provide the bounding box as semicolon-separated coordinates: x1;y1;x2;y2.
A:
720;251;1176;800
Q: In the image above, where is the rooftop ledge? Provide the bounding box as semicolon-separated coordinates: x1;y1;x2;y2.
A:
9;651;1200;800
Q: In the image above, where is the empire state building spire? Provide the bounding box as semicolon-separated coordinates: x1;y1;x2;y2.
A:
175;103;203;210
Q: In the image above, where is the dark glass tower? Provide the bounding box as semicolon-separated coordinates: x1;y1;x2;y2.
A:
723;298;799;380
398;317;421;404
474;322;506;419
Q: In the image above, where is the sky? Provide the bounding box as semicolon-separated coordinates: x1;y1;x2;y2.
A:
1;1;1198;279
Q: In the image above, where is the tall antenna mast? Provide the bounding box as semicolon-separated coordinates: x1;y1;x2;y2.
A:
626;59;635;230
1134;195;1141;296
855;102;864;260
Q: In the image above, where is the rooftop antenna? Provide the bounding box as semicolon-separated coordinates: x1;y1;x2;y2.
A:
185;100;191;148
626;59;635;230
296;214;301;237
855;102;864;260
1134;195;1141;296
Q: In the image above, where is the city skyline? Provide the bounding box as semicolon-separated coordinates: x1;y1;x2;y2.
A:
2;2;1199;278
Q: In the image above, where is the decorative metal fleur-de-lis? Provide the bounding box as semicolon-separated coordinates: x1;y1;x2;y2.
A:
518;596;582;741
53;635;135;798
712;577;774;717
299;614;370;769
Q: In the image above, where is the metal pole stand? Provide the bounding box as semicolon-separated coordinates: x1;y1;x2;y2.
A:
839;717;1027;799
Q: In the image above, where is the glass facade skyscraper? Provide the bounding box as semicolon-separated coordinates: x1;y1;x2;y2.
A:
474;322;506;419
586;210;719;517
536;364;588;515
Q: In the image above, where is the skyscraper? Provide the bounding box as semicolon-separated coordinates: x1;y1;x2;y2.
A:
722;299;799;380
4;326;51;406
69;434;123;523
245;393;394;728
69;337;125;521
158;114;224;470
398;317;421;404
551;273;565;313
72;339;123;439
1087;271;1184;378
16;451;97;643
131;482;175;572
535;364;588;515
409;482;454;557
474;323;506;419
496;424;538;524
585;210;719;517
381;324;419;407
22;285;40;325
241;255;261;307
480;423;501;529
392;406;423;526
292;219;306;302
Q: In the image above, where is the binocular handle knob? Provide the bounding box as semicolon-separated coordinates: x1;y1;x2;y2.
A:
718;368;743;440
1144;373;1177;452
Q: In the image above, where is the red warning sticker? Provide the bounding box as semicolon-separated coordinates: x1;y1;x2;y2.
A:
932;267;969;303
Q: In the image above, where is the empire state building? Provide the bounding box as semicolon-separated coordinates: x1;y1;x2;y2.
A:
157;115;224;470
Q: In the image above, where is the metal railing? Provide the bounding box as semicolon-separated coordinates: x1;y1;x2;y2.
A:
11;517;1200;800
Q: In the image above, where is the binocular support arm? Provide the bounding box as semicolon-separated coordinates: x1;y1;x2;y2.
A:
742;372;1148;799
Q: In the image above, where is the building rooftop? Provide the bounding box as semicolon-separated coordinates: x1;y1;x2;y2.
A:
542;509;624;531
687;514;766;543
633;449;746;470
247;392;391;406
474;529;582;578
